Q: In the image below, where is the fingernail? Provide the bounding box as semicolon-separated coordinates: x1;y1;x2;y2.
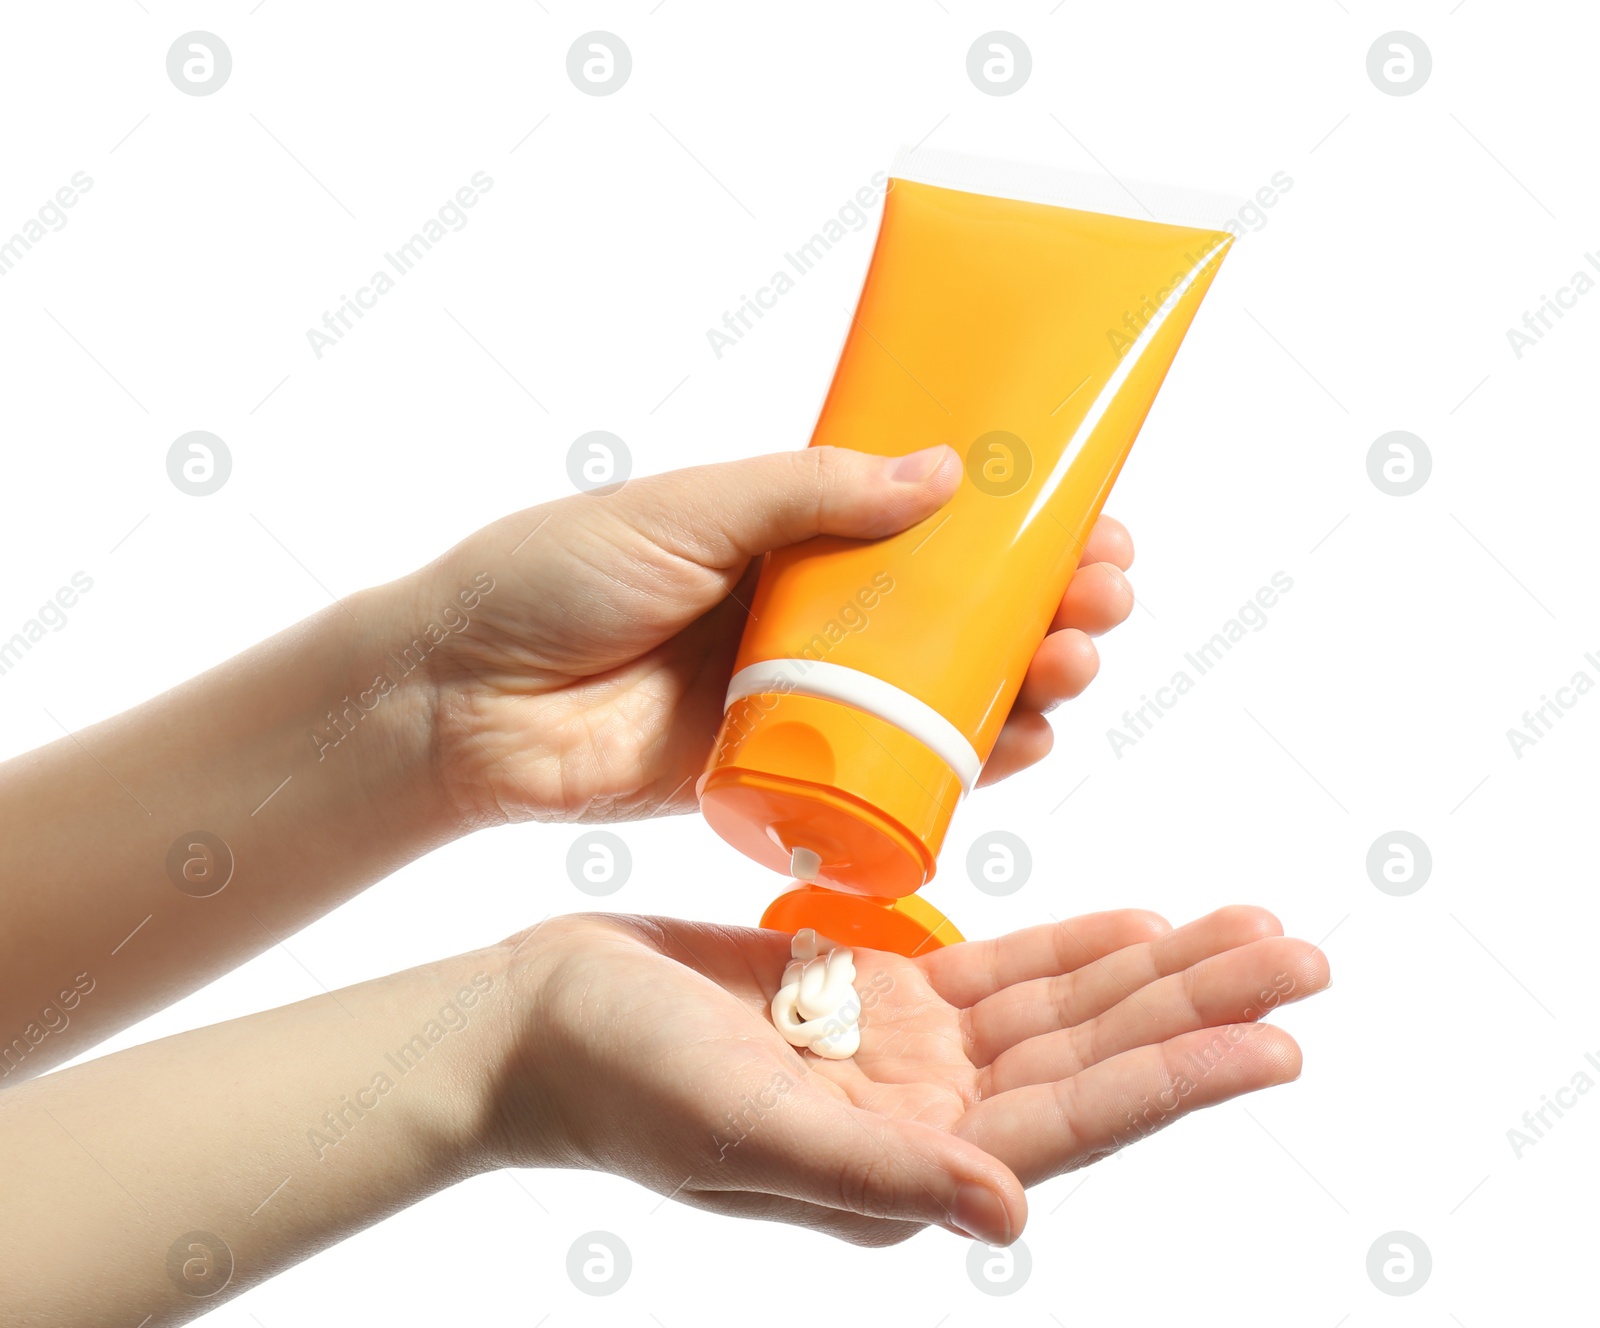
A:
887;445;952;483
951;1183;1010;1244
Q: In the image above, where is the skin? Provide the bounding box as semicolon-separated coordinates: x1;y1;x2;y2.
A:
0;445;1329;1322
486;905;1323;1246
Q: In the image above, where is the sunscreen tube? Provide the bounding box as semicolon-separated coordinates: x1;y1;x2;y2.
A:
699;149;1238;956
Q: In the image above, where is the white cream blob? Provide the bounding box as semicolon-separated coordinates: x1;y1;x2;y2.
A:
770;928;861;1060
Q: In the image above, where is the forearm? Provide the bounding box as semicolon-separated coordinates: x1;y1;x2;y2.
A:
0;573;479;1078
0;941;508;1326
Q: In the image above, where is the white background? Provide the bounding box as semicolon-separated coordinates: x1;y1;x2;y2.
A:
1;1;1594;1323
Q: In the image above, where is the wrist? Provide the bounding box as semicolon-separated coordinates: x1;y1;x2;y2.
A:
353;561;513;839
462;917;587;1174
326;574;472;846
376;938;522;1185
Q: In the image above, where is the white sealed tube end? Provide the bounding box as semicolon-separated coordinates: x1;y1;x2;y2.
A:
889;145;1246;231
789;847;822;882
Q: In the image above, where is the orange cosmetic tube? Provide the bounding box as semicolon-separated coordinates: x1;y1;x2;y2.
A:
698;150;1237;956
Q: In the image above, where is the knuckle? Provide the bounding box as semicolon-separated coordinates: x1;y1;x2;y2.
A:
786;445;835;541
806;444;841;486
1179;962;1205;1025
834;1151;899;1220
1050;972;1077;1027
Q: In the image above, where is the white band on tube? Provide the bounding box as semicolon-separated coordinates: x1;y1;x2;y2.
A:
724;659;982;793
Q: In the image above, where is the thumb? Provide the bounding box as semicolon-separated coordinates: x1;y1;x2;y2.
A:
720;1083;1026;1244
603;444;962;569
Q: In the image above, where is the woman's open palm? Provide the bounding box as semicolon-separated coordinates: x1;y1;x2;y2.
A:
490;904;1329;1246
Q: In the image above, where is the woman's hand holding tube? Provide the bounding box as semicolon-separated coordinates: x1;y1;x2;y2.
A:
411;443;1136;830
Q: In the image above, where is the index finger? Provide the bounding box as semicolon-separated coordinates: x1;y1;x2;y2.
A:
917;910;1169;1008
